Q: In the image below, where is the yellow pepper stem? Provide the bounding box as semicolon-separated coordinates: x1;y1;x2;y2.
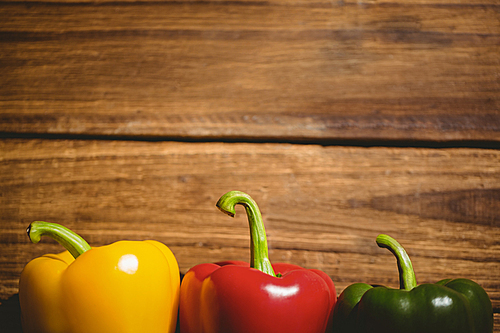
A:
27;221;91;259
216;191;277;277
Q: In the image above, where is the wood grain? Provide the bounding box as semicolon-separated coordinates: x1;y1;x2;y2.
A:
1;1;499;331
1;139;499;313
1;1;499;142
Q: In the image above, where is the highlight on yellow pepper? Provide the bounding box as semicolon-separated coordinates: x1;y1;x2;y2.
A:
19;221;180;333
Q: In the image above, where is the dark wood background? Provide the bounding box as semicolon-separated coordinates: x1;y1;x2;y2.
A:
1;0;499;331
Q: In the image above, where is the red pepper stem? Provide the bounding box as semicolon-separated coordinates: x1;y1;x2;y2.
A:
27;221;91;259
216;191;277;277
376;234;417;291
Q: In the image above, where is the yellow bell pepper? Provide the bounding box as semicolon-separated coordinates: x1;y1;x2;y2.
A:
19;221;180;333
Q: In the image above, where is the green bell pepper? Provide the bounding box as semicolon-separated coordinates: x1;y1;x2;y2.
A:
332;234;493;333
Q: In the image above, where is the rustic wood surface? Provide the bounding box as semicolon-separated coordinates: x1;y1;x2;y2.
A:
1;139;499;331
1;0;499;142
1;0;499;331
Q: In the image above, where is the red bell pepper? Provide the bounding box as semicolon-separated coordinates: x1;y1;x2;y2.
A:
179;190;336;333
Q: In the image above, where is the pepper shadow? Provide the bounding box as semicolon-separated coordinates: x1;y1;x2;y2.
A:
0;294;22;333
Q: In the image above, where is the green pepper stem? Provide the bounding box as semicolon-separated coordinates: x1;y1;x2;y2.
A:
216;191;276;277
376;234;417;291
27;221;91;259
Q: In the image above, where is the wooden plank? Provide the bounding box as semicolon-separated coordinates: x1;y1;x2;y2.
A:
1;139;499;322
3;0;500;4
1;1;499;142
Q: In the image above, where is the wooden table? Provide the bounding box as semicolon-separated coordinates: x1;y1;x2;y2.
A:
1;0;499;331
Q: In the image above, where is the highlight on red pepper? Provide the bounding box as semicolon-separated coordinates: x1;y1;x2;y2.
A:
179;190;337;333
19;221;180;333
332;234;493;333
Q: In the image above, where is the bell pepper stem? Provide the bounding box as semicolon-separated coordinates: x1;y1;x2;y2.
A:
216;191;277;277
27;221;91;259
376;234;417;291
